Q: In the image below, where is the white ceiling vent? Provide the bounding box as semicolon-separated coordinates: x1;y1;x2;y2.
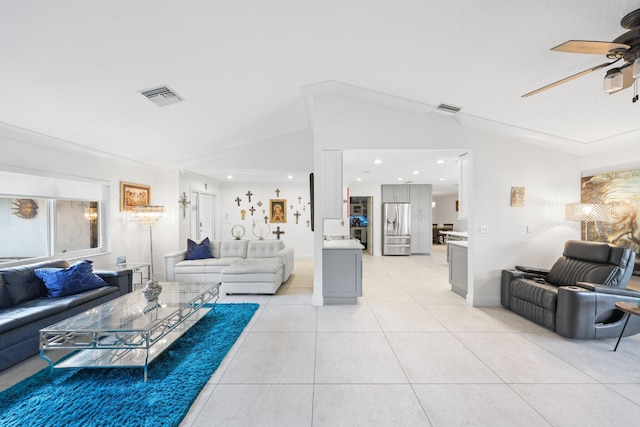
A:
434;103;462;115
140;86;183;107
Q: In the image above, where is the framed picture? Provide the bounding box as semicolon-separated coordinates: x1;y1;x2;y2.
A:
511;187;525;207
269;199;286;223
120;181;151;211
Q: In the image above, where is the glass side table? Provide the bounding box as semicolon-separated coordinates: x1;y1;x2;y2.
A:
107;263;151;289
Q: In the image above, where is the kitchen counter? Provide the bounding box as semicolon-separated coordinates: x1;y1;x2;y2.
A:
324;239;365;250
439;231;468;242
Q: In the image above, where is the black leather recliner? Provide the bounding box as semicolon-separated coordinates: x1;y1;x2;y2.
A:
501;240;639;339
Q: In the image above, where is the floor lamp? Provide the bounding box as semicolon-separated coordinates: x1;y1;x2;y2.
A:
133;205;166;301
565;203;612;241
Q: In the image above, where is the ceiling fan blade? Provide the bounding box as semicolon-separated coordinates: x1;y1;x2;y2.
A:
551;40;630;54
608;64;634;94
522;61;616;97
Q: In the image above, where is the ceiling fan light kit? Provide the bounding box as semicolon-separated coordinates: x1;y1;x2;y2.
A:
604;68;624;93
524;8;640;102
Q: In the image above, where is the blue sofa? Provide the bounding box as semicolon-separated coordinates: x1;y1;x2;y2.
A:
0;259;132;371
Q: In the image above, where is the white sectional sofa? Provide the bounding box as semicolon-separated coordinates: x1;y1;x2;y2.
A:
163;239;294;294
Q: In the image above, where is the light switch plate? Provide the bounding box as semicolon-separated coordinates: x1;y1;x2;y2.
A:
479;225;488;234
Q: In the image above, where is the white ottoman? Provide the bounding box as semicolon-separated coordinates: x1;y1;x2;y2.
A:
221;259;284;295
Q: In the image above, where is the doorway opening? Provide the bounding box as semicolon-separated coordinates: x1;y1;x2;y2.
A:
349;196;373;255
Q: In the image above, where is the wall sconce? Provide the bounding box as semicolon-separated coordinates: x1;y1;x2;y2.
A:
178;192;190;218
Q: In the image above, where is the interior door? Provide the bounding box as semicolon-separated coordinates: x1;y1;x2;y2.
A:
190;191;215;241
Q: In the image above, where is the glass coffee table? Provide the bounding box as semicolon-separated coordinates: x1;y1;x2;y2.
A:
39;282;219;381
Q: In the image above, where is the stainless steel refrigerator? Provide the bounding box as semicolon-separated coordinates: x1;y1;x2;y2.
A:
382;203;411;255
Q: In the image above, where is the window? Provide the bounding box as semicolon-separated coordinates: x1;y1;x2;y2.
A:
0;170;108;265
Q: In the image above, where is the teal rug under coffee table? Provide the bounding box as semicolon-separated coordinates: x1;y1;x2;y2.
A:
0;303;259;427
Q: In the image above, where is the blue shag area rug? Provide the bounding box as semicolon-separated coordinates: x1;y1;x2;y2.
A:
0;303;258;427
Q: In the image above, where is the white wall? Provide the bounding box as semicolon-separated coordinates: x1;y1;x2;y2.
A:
433;194;467;231
218;181;314;257
311;92;581;306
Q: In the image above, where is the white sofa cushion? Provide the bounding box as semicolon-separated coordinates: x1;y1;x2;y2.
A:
219;240;249;258
247;240;285;258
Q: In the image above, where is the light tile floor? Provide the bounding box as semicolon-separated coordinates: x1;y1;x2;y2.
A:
3;245;640;426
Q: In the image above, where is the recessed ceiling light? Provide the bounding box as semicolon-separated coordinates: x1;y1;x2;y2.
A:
397;178;403;181
439;178;445;181
412;170;419;175
436;159;445;164
287;175;293;180
227;175;233;180
373;159;382;164
356;177;362;181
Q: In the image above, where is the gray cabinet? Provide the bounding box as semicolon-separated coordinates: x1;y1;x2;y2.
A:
410;185;431;216
448;242;468;298
323;247;362;304
411;216;432;254
409;184;432;254
381;185;410;203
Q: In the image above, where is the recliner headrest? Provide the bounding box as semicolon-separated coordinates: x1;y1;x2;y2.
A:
563;240;610;263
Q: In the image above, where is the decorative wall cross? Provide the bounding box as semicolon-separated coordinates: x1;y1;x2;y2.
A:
249;206;255;216
272;226;285;239
263;215;269;224
294;211;301;224
257;201;263;207
246;191;253;202
178;192;190;219
235;197;242;206
298;196;302;204
275;188;281;197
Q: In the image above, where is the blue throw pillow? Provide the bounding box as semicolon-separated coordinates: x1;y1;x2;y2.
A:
185;237;213;260
35;260;108;298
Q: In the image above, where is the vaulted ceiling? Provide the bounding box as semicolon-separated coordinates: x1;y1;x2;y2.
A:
2;1;639;187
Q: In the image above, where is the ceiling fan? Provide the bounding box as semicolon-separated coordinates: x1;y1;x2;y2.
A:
523;8;640;102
